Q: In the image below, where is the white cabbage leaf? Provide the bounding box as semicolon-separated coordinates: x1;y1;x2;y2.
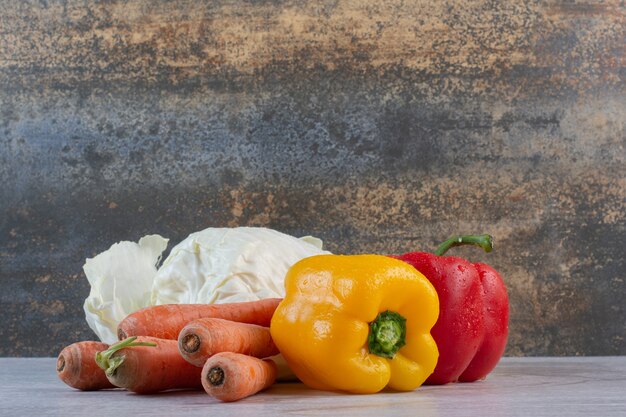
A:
151;227;329;305
82;235;169;344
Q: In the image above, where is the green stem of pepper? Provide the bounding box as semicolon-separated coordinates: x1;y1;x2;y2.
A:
434;234;494;257
368;310;407;359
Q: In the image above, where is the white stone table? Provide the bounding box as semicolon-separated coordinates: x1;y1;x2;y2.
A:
1;357;624;416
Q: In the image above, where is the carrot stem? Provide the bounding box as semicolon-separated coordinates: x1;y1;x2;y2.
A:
95;336;157;377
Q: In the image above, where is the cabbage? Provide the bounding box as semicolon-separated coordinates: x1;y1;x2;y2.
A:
151;227;328;305
82;227;329;344
83;235;169;344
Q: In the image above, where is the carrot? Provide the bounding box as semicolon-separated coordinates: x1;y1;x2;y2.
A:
57;341;115;391
201;352;277;402
95;336;203;394
178;318;279;367
117;298;282;340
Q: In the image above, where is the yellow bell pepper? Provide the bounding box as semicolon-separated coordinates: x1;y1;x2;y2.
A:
270;254;439;394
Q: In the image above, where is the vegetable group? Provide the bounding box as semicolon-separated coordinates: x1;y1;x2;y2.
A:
270;254;440;394
59;230;509;402
58;299;282;401
391;234;509;384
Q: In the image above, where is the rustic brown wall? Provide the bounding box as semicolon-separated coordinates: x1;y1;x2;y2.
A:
1;0;624;356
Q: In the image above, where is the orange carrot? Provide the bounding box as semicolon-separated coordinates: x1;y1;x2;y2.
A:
178;318;279;367
117;298;282;340
95;336;203;394
201;352;277;402
57;341;115;391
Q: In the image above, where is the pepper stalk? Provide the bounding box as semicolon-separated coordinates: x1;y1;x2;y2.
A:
434;234;494;257
368;310;407;359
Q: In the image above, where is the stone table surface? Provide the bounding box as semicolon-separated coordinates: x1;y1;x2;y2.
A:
1;357;625;417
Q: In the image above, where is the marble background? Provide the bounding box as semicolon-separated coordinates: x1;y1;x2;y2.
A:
1;0;624;356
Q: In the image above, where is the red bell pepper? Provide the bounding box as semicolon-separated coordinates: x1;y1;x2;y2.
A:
390;234;509;384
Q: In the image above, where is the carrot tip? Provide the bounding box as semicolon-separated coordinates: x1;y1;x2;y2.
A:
56;355;65;372
117;328;127;340
181;333;201;353
207;366;225;387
